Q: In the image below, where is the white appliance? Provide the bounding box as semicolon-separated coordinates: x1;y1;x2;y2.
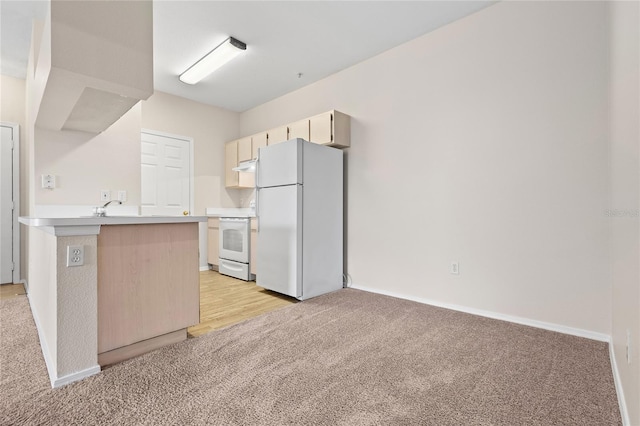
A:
219;217;251;280
256;138;343;300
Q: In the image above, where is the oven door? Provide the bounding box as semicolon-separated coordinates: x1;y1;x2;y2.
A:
219;217;250;263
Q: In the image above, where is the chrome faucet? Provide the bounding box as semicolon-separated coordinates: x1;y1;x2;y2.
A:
93;200;122;217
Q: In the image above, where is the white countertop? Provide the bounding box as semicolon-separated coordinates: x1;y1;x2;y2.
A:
205;208;255;218
19;215;207;227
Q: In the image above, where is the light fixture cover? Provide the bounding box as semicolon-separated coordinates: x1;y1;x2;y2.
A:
179;37;247;85
232;159;257;172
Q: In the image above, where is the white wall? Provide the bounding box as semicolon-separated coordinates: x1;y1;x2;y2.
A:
609;1;640;424
27;228;57;373
241;1;611;333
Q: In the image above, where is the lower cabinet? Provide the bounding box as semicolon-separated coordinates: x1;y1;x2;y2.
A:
207;218;219;268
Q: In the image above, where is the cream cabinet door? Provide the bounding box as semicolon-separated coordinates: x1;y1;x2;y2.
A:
207;218;219;266
225;141;239;187
238;136;252;162
267;126;288;145
238;136;254;187
288;118;310;141
239;170;255;188
309;111;333;145
252;131;267;159
309;110;351;148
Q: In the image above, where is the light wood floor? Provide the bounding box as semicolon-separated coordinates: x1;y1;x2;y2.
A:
0;283;26;300
0;272;295;338
187;270;296;338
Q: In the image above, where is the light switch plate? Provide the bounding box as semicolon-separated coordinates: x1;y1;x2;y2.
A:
41;174;56;189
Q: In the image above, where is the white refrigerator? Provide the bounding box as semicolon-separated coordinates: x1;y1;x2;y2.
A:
256;138;343;300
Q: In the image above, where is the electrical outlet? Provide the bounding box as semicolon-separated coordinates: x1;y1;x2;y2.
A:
450;261;460;275
627;329;632;364
117;190;127;202
100;190;111;202
66;245;84;267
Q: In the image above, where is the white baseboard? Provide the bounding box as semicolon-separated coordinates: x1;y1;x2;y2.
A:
19;278;28;293
26;291;58;387
199;265;210;272
26;291;101;388
349;284;610;342
609;341;631;426
51;365;101;388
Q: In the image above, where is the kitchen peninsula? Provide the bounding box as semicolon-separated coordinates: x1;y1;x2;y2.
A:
19;215;206;387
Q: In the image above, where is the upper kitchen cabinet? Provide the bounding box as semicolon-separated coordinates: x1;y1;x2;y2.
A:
225;139;254;189
267;126;289;145
287;118;310;141
225;141;238;187
309;110;351;148
238;136;252;163
33;0;153;134
225;110;350;188
251;132;267;159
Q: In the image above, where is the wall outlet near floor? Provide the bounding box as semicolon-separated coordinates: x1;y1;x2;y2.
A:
627;329;632;364
450;261;460;275
66;245;84;267
100;190;111;202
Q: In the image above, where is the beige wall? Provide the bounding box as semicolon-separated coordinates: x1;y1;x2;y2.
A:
241;1;611;333
609;1;640;424
27;228;99;383
140;90;241;213
0;74;26;143
140;91;241;268
34;103;142;207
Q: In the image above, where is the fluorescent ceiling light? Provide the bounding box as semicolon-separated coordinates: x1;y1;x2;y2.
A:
179;37;246;85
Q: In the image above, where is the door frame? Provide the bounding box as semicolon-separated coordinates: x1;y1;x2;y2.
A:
1;122;20;284
140;129;195;216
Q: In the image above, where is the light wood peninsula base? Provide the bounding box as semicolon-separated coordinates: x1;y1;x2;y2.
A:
97;223;200;366
98;329;187;366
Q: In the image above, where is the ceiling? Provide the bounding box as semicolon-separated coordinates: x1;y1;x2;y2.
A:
1;1;495;112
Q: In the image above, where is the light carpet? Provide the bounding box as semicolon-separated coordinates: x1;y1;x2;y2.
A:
0;289;621;425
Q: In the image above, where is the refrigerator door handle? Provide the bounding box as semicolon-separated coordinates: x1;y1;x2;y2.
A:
255;153;260;189
255;188;260;232
255;152;260;233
